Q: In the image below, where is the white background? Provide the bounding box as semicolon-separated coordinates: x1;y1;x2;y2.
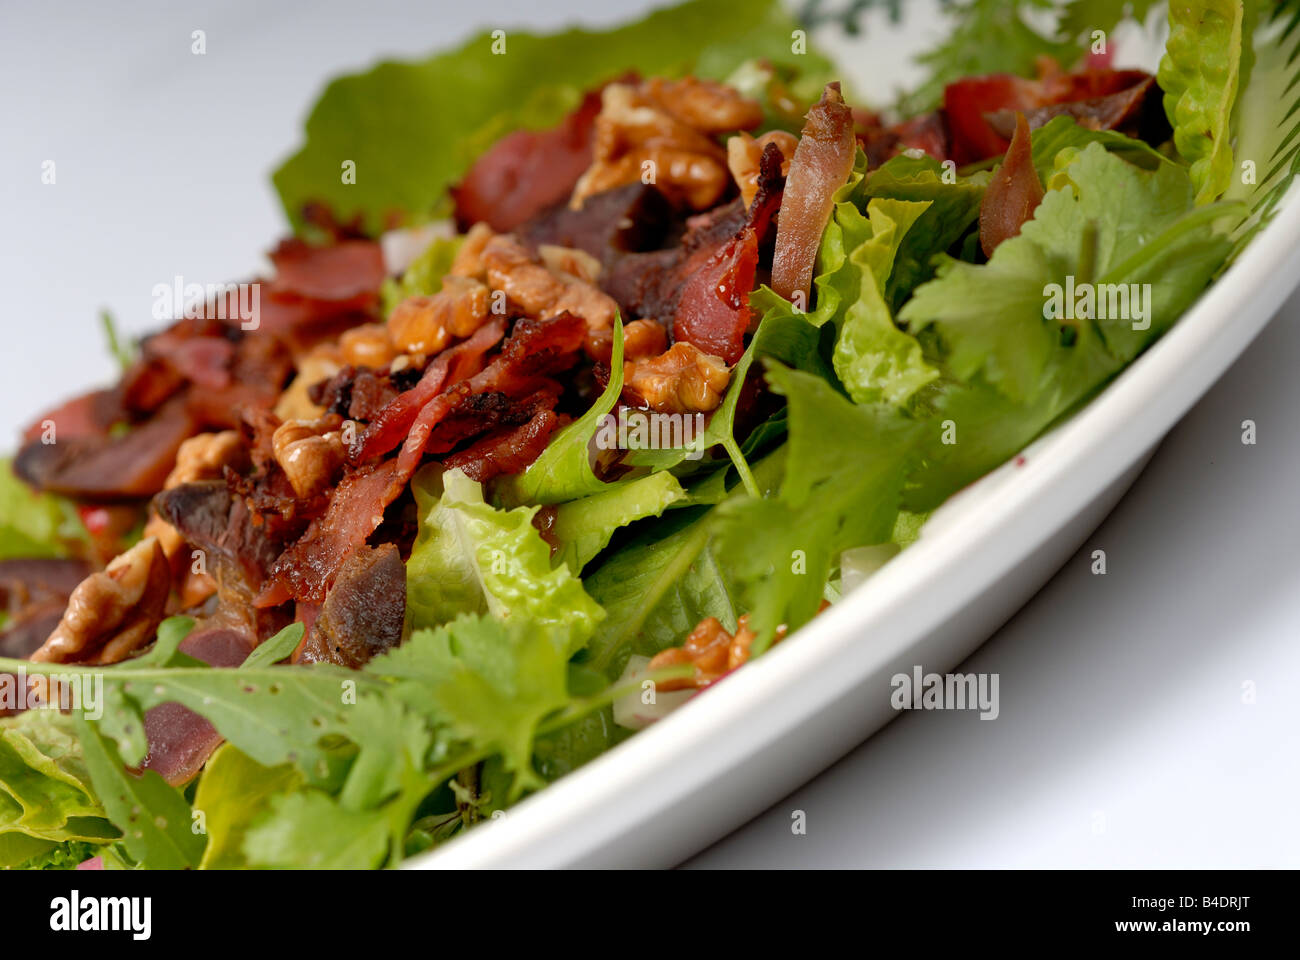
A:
3;0;1295;867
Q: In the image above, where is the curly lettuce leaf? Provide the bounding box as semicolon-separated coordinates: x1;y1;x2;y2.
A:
0;710;117;861
273;0;836;234
857;153;988;309
407;466;603;651
1223;1;1300;252
193;745;303;870
830;197;941;406
1158;0;1247;204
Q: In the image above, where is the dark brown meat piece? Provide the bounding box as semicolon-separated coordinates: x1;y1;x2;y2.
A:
295;543;405;668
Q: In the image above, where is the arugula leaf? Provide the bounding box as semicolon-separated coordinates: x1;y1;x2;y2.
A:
74;715;204;870
1158;0;1247;204
240;622;305;670
273;0;835;234
380;235;462;316
0;459;86;561
192;744;302;869
407;467;604;652
551;471;687;574
496;321;624;506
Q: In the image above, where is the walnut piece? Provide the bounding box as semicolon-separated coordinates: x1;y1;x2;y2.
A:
275;345;343;422
727;130;798;208
571;78;762;211
647;613;787;691
271;415;346;499
339;323;399;369
624;342;731;413
144;430;245;561
31;537;171;665
387;274;492;355
481;232;620;333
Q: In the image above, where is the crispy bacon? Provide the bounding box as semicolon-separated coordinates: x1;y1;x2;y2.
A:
986;76;1165;142
770;82;856;304
452;89;603;233
391;313;586;489
21;388;127;445
442;409;561;482
351;318;507;462
979;113;1044;258
673;144;786;364
258;461;398;606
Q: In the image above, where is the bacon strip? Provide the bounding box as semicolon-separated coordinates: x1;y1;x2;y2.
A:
351;318;506;462
770;82;856;305
442;409;562;482
671;145;785;365
979;113;1044;258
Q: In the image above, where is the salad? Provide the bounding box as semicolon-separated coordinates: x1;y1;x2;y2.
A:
0;0;1293;870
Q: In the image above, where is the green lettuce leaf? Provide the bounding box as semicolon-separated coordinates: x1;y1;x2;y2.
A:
406;466;603;651
830;197;941;406
193;744;302;870
0;709;117;859
380;234;462;316
365;614;573;799
1223;1;1300;253
901;143;1243;401
551;471;687;574
713;365;919;650
1158;0;1247;204
0;459;86;561
273;0;836;234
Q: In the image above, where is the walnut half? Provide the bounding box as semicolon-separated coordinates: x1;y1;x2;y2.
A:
31;537;171;665
624;342;731;413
